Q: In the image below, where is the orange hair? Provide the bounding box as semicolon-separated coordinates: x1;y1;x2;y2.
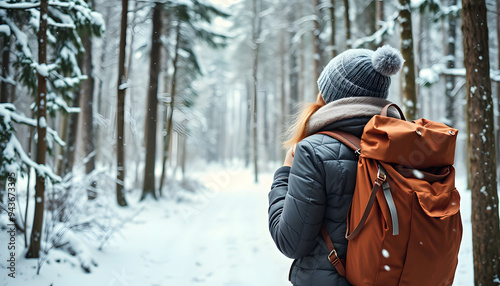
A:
284;93;326;148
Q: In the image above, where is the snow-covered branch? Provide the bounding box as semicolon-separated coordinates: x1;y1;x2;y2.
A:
0;1;40;9
411;0;461;19
0;75;16;85
3;134;62;182
0;1;85;9
350;12;399;49
418;64;500;86
0;104;66;147
0;10;32;58
0;24;10;36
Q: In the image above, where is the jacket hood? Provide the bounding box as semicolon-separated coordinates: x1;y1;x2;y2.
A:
306;96;401;137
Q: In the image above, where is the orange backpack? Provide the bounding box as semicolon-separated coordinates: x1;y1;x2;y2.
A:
319;104;462;286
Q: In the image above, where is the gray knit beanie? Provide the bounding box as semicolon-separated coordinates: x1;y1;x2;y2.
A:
317;45;404;103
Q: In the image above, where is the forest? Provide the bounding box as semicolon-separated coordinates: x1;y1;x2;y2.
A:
0;0;499;285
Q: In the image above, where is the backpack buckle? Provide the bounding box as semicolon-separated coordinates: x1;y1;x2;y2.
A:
328;248;339;264
377;173;386;181
377;165;387;182
355;148;361;156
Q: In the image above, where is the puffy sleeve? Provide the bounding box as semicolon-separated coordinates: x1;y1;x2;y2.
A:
268;140;326;259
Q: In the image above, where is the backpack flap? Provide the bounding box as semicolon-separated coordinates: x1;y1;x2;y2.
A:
414;170;460;219
361;116;458;169
415;186;460;218
389;163;461;219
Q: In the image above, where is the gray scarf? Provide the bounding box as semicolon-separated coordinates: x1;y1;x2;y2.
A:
305;96;401;137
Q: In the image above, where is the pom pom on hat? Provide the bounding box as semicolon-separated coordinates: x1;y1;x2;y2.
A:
371;45;404;76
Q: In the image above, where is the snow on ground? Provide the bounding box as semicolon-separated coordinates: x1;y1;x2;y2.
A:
454;181;473;286
0;165;478;285
0;167;291;285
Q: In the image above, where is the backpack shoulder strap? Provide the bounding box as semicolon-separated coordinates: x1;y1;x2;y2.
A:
321;224;346;277
316;130;361;155
317;130;389;241
316;130;360;277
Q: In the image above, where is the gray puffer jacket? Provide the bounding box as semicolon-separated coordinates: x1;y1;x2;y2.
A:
268;97;398;286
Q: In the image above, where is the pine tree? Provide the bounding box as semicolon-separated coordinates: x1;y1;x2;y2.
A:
141;2;163;201
1;0;103;178
158;0;229;192
0;0;103;256
81;0;97;200
116;0;129;207
463;0;500;284
26;0;48;259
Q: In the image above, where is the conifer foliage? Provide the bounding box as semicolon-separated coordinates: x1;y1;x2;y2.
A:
0;0;103;259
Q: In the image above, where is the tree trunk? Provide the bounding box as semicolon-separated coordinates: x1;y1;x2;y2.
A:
141;2;162;201
376;0;384;30
313;0;321;93
158;38;170;196
1;35;10;103
343;0;351;49
299;38;305;103
81;26;97;200
159;14;171;185
125;0;136;80
280;28;286;162
444;0;457;127
375;0;385;49
288;9;299;115
330;0;337;58
244;81;251;167
263;90;269;158
181;132;186;181
24;124;33;247
26;0;48;259
218;88;227;163
62;90;80;176
116;0;128;207
159;23;181;194
496;0;500;170
416;7;425;117
252;0;262;183
364;0;377;50
55;113;68;176
54;110;68;220
463;0;500;284
95;3;112;169
398;0;417;120
252;47;259;184
96;3;112;117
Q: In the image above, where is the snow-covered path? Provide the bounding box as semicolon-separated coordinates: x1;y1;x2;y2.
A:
157;169;292;285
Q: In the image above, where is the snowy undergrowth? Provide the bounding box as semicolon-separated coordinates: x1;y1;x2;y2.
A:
0;165;207;284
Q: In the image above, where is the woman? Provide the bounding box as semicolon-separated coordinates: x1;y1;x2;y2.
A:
268;45;404;285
